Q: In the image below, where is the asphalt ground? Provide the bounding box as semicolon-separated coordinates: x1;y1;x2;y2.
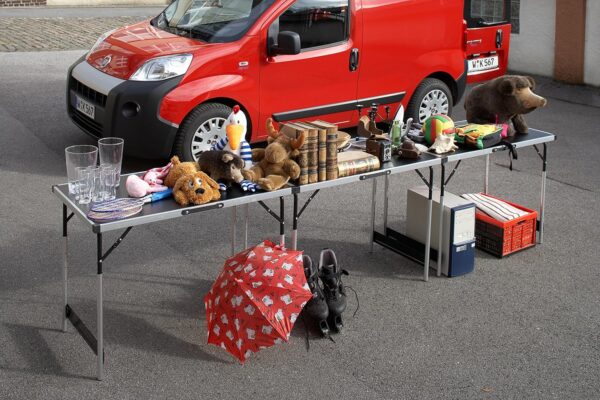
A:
1;36;600;400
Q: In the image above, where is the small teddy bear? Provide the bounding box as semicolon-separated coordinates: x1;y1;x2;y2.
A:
173;171;221;206
164;156;199;188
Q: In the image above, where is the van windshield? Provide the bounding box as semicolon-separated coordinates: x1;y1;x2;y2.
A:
153;0;275;43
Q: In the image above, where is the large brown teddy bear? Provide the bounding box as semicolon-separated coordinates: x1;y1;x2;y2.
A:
243;118;305;191
173;171;221;206
465;75;547;136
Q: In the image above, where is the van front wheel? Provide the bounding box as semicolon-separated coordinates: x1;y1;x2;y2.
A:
172;103;232;162
406;78;453;124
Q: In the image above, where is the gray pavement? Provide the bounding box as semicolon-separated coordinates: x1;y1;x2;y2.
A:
1;45;600;400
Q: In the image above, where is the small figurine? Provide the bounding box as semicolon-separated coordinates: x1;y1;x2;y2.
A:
398;139;421;159
429;132;458;154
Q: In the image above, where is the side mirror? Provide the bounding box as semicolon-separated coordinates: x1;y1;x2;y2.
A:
270;31;301;56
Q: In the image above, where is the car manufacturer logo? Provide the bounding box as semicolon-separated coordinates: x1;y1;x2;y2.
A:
98;55;112;68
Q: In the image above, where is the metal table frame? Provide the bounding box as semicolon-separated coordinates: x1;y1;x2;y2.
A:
53;128;555;380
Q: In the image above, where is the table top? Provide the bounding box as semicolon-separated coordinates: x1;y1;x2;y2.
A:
52;128;555;233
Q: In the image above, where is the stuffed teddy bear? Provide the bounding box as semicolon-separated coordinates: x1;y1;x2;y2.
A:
164;156;199;188
197;150;245;190
464;75;547;136
173;171;221;206
243;118;305;191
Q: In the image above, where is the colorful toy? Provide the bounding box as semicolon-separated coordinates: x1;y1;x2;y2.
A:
212;105;253;168
454;124;503;149
125;175;169;198
422;114;459;145
197;150;245;191
465;75;547;136
173;171;221;206
244;118;305;191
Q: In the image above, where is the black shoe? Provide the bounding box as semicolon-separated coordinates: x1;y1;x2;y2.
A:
302;255;330;337
318;249;349;333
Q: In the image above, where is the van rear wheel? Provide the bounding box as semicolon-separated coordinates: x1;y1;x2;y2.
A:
172;102;232;162
406;78;453;124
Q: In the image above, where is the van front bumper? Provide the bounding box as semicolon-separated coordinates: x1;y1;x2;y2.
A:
67;57;182;160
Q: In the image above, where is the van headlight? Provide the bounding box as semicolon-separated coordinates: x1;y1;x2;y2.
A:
129;54;193;81
88;29;117;55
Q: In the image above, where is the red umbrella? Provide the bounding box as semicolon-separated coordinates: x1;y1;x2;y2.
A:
204;240;312;362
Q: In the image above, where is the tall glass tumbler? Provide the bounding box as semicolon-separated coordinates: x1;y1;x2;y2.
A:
65;145;98;194
98;137;124;186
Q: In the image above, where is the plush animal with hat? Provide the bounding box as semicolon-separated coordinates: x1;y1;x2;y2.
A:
243;118;305;191
173;171;221;206
465;75;547;136
421;114;461;145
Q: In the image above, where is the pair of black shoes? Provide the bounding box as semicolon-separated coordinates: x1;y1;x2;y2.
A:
303;249;349;337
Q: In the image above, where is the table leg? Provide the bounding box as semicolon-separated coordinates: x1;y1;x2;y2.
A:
292;194;298;250
62;204;68;333
437;163;445;277
383;174;389;232
231;207;237;256
423;167;433;282
279;197;285;247
244;204;249;250
484;154;490;194
539;143;547;243
369;177;377;253
96;233;104;381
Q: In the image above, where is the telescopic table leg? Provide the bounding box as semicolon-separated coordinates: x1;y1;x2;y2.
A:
96;233;104;381
369;177;377;253
484;154;490;194
292;194;298;251
244;204;249;250
423;167;433;282
437;163;445;277
62;204;68;333
279;197;285;247
539;143;547;243
231;207;237;256
383;174;389;232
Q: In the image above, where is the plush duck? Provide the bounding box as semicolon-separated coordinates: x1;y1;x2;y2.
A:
212;105;253;169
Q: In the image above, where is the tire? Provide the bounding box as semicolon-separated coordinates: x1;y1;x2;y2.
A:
406;78;453;124
172;102;233;161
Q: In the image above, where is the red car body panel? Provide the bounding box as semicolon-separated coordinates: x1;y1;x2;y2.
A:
75;0;511;157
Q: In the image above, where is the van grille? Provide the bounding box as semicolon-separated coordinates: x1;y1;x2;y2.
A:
70;78;107;107
70;106;103;138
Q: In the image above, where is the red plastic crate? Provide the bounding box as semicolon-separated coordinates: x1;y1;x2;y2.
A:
473;194;538;258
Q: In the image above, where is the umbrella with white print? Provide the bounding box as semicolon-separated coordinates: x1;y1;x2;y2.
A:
204;240;312;363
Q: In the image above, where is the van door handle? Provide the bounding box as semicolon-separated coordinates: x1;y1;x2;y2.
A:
496;29;503;48
349;48;359;71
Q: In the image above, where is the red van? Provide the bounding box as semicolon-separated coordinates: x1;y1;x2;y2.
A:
67;0;511;161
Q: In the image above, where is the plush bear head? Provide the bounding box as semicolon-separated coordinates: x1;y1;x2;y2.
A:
197;150;245;184
496;75;547;114
264;118;305;164
164;155;199;188
173;171;221;206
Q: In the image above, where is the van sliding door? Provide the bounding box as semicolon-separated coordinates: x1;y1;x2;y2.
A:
464;0;512;83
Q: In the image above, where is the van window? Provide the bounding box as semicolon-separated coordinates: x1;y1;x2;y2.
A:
154;0;276;43
464;0;518;33
270;0;349;50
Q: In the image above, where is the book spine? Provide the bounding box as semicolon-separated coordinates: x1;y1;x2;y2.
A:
337;157;381;178
308;130;319;183
298;144;309;185
318;129;327;182
326;131;338;180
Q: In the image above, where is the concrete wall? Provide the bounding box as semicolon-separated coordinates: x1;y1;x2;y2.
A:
508;0;556;77
584;0;600;86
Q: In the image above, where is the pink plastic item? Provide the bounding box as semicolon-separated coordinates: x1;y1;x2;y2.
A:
126;175;169;198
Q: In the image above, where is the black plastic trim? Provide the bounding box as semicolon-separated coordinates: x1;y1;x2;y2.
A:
272;92;406;122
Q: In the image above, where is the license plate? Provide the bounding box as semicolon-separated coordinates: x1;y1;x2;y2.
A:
468;55;499;74
76;96;95;119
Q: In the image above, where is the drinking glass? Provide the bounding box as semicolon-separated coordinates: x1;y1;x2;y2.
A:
77;167;93;205
101;164;117;200
91;167;105;203
98;137;124;187
65;145;98;194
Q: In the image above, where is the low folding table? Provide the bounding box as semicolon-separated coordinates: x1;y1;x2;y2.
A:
52;128;555;380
